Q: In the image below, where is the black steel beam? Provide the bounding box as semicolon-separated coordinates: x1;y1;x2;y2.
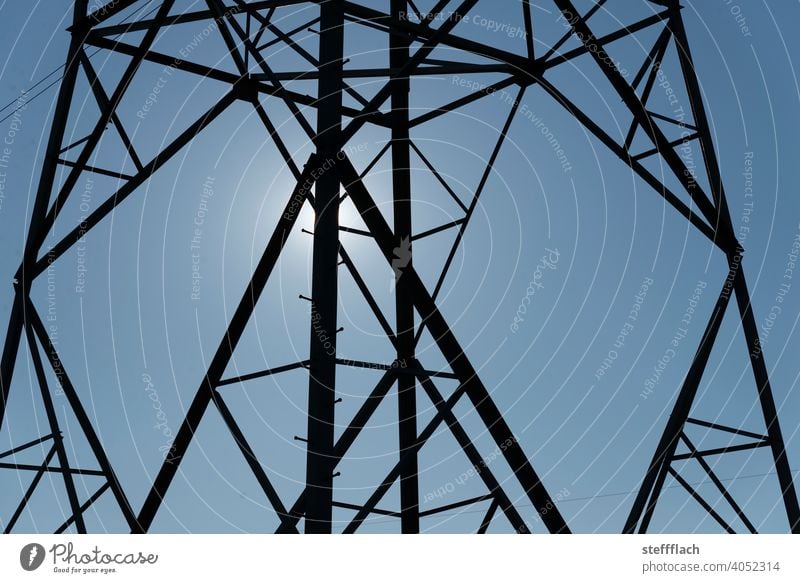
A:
303;0;344;535
685;417;767;441
257;63;515;81
671;440;769;462
0;462;105;476
420;494;493;518
218;361;310;387
391;0;420;535
332;500;401;518
522;0;534;58
0;433;54;459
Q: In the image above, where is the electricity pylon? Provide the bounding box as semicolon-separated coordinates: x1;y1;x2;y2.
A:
0;0;796;534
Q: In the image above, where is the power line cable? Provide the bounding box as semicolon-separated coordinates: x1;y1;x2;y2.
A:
0;1;159;124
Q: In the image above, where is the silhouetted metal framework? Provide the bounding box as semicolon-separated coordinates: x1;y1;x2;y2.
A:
0;0;797;533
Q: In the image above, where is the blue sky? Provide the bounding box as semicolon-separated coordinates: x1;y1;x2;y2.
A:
1;0;800;533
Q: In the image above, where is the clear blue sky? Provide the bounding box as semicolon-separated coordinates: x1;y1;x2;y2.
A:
1;0;799;533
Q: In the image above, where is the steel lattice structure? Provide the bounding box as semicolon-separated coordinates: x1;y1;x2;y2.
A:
0;0;797;534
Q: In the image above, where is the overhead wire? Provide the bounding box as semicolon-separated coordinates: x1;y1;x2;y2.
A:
0;0;160;125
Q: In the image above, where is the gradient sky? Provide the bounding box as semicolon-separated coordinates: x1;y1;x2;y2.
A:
1;0;800;534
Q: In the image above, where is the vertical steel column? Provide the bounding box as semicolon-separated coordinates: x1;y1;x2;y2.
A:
0;0;88;429
390;0;420;534
304;0;344;534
